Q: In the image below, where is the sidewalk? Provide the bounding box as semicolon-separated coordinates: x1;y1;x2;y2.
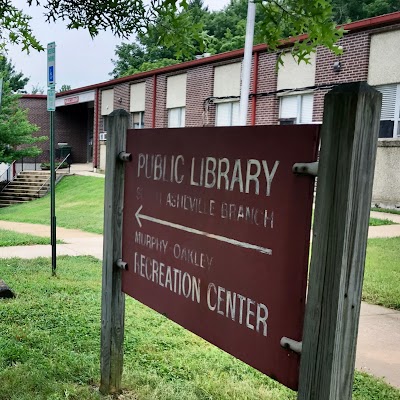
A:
0;214;399;388
369;211;400;238
0;220;103;259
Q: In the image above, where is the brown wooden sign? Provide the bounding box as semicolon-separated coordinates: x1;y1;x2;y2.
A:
121;125;319;390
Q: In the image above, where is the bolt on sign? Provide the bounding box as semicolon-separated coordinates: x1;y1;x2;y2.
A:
122;125;319;390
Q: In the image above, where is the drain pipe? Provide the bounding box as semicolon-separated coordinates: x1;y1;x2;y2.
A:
251;51;259;125
239;0;256;126
94;88;100;171
152;74;157;128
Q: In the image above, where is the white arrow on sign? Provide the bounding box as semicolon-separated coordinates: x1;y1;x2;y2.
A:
135;205;272;255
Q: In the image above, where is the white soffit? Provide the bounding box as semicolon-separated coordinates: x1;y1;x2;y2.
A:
55;90;95;107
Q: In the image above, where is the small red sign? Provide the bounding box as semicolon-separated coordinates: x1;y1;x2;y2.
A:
64;96;79;105
122;125;319;390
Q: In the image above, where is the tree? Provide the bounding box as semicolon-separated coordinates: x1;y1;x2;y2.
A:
59;84;72;92
0;56;29;92
31;84;44;94
111;0;347;78
331;0;400;24
0;80;46;163
0;1;342;64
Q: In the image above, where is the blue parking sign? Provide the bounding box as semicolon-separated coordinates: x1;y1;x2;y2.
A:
49;66;54;84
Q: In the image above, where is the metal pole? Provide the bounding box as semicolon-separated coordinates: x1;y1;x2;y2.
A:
50;110;56;275
239;0;256;126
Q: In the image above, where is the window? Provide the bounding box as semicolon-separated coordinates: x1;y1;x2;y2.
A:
215;101;240;126
168;107;185;128
375;84;400;138
279;93;314;124
132;111;145;129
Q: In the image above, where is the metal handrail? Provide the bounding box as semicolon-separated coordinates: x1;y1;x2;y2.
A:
36;153;71;196
0;161;16;192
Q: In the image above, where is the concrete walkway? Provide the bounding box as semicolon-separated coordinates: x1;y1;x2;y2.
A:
0;212;399;388
0;220;103;259
369;210;400;238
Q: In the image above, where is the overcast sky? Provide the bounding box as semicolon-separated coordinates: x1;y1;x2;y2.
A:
7;0;231;92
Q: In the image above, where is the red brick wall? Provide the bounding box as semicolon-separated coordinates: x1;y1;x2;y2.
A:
255;52;279;125
313;31;371;121
155;75;167;128
186;64;214;127
144;77;154;128
19;97;50;163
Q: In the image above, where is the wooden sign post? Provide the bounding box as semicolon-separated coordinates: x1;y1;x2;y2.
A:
298;82;381;399
100;109;130;395
99;82;381;398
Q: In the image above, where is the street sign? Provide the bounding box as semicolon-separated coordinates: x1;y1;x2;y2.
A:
47;89;55;111
121;125;319;390
47;42;56;88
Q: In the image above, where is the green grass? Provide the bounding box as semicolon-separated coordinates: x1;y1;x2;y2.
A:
0;229;54;246
0;175;393;234
0;256;399;400
363;237;400;310
0;176;105;234
372;207;400;215
369;217;395;226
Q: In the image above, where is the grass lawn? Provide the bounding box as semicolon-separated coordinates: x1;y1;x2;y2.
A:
0;176;104;234
0;229;54;247
369;217;395;226
0;176;392;234
363;237;400;310
372;207;400;216
0;256;399;400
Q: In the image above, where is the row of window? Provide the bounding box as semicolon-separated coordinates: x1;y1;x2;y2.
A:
108;87;398;139
131;94;314;130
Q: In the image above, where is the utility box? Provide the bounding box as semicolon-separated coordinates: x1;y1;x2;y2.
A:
56;143;72;162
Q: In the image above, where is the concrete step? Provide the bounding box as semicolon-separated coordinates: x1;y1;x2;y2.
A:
14;177;49;183
19;170;50;174
3;187;47;194
0;198;31;205
0;194;38;202
8;181;48;188
0;170;64;208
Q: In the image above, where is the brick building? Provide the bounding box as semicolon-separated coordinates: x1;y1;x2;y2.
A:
20;12;400;171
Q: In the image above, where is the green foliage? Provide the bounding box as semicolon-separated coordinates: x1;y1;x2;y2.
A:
332;0;400;24
0;56;29;92
30;84;44;94
0;80;46;163
111;0;344;78
58;84;72;92
0;2;43;52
